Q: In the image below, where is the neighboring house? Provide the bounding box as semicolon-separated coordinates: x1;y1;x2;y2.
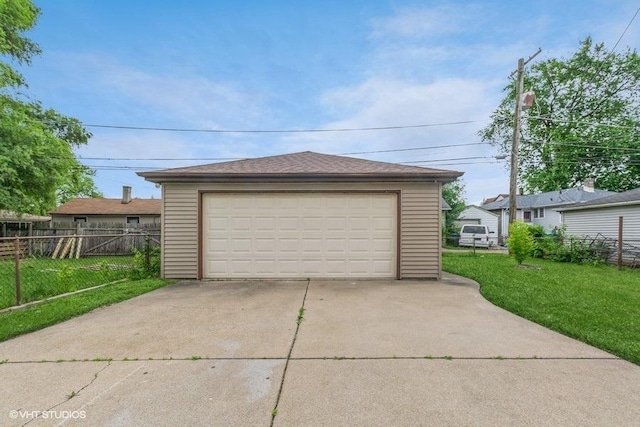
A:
456;205;499;246
441;198;451;231
50;186;161;225
138;151;463;280
557;187;640;244
0;210;51;237
481;180;615;243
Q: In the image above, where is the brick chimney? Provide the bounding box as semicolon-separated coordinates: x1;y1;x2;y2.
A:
583;178;595;193
122;186;132;204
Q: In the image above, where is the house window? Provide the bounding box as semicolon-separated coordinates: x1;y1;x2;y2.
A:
126;216;140;225
523;211;532;222
533;208;545;219
73;216;87;223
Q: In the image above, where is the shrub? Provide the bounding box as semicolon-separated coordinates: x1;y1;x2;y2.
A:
507;221;534;265
129;246;161;280
527;224;546;238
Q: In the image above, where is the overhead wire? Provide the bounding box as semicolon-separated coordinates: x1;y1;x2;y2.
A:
82;120;480;134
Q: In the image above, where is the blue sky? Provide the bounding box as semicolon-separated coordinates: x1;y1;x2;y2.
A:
18;0;640;204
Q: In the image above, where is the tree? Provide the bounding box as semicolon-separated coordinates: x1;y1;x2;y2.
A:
480;37;640;193
442;180;466;236
0;0;101;215
507;221;534;265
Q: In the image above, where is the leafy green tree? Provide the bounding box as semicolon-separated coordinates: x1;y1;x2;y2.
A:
442;180;466;235
0;0;100;215
481;37;640;193
507;221;534;265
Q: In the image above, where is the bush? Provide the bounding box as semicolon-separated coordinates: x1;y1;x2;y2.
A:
527;224;546;238
129;246;161;280
507;221;534;264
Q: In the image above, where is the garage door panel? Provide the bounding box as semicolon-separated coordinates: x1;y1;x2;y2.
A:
254;260;277;273
207;238;228;253
302;238;323;253
253;238;276;253
373;260;394;274
208;217;228;231
278;217;299;231
230;238;252;254
254;217;276;231
372;238;394;252
326;217;348;231
326;259;347;274
230;217;252;230
203;193;396;278
302;217;323;230
326;238;347;253
374;216;394;228
372;196;395;209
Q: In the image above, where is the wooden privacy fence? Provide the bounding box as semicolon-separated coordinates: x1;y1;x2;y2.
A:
30;222;160;237
0;240;27;260
0;232;160;260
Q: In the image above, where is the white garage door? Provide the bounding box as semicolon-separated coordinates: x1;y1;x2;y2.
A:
202;193;397;278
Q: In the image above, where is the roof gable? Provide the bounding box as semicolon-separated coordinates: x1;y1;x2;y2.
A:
138;151;464;183
50;198;162;216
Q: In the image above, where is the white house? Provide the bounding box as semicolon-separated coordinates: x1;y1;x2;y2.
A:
481;180;615;244
457;205;499;246
558;187;640;245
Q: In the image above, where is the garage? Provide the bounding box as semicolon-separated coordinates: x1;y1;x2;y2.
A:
202;193;397;278
138;151;463;280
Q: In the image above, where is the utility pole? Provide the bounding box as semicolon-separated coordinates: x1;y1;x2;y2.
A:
508;49;541;226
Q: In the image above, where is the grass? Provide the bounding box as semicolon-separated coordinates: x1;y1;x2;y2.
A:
443;252;640;365
0;278;173;343
0;256;134;309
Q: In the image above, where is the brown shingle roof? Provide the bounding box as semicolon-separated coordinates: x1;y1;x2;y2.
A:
138;151;463;183
50;198;161;215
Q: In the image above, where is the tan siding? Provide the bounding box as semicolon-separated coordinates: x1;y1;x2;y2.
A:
162;184;199;278
161;181;443;279
401;184;441;279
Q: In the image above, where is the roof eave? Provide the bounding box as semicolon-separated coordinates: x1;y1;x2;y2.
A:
137;172;464;184
558;200;640;211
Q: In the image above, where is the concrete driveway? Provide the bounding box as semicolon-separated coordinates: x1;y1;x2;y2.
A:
1;274;639;426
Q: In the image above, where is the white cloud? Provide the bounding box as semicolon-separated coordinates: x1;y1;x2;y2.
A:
44;52;269;129
370;5;483;39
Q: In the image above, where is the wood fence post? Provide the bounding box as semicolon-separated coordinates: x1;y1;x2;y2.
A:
14;237;21;306
145;233;151;272
618;216;623;270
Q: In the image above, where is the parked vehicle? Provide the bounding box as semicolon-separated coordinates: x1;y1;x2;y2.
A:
458;224;495;248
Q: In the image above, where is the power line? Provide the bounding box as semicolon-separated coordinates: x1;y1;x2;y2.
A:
612;6;640;52
402;156;500;164
82;120;480;134
76;142;492;161
340;143;487;155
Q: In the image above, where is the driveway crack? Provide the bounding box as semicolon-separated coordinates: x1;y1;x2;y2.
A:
21;361;111;426
270;278;310;426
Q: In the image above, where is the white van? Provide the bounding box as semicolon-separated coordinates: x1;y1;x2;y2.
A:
458;224;494;248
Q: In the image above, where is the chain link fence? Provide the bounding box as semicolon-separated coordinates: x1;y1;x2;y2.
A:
0;233;160;310
444;230;640;268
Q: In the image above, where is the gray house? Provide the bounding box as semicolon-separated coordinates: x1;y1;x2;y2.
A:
139;151;463;280
558;187;640;245
481;181;614;243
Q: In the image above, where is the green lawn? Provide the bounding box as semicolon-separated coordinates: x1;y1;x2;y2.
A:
0;278;173;343
442;252;640;365
0;256;134;309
